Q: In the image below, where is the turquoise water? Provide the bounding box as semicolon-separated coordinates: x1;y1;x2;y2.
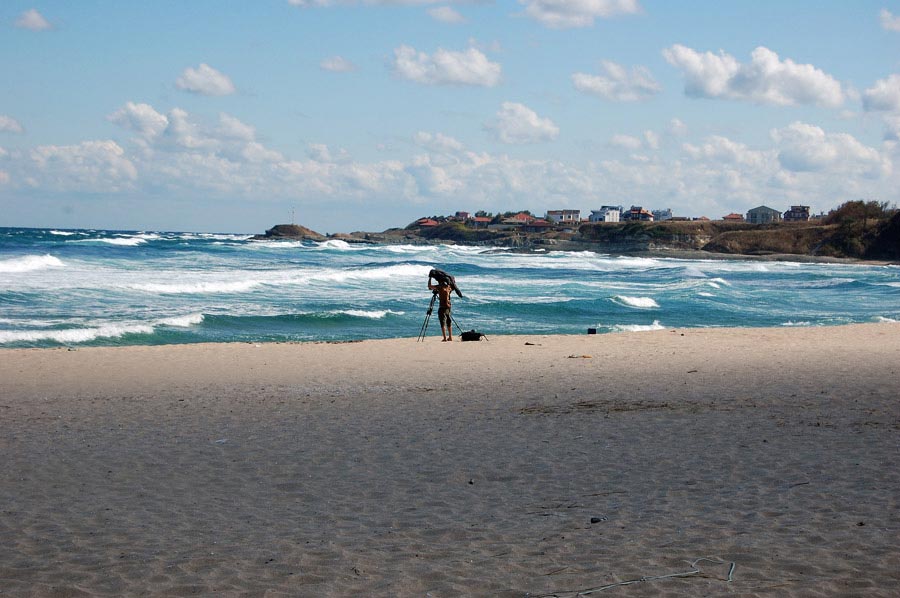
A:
1;227;898;347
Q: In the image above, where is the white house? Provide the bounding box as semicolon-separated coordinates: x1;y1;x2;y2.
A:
589;206;621;222
545;209;581;224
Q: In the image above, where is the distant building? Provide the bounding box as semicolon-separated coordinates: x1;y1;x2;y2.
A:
622;206;654;222
523;219;554;233
746;205;782;225
722;213;745;222
504;212;535;224
470;216;492;228
652;208;673;222
545;209;581;224
416;218;439;227
784;205;811;222
589;206;622;223
454;211;470;220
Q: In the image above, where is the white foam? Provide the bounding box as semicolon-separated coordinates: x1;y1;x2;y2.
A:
316;239;352;250
0;254;65;273
781;321;812;327
49;230;76;236
0;323;154;344
611;320;666;333
73;237;146;246
130;280;261;294
332;309;404;319
874;316;899;323
612;295;660;309
697;292;715;297
159;313;205;327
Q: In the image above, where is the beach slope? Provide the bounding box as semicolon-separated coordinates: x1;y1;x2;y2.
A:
1;324;898;597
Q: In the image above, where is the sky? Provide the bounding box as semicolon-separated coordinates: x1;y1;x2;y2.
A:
2;1;900;234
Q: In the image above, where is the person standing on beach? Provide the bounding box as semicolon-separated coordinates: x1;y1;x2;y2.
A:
428;279;453;342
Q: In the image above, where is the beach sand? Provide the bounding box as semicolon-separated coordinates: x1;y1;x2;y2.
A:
1;324;898;597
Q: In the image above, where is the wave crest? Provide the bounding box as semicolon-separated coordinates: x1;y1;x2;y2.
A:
612;295;660;309
0;254;65;273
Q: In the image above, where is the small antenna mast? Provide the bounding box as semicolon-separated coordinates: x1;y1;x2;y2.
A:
291;207;295;225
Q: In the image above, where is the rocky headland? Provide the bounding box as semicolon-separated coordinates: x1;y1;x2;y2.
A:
255;206;900;263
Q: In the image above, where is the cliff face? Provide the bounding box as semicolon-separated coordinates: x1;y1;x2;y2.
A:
253;215;899;261
576;219;899;260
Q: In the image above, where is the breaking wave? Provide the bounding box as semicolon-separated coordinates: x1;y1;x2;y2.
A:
612;295;660;309
0;254;65;273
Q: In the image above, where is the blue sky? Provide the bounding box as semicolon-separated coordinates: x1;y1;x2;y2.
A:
2;1;899;233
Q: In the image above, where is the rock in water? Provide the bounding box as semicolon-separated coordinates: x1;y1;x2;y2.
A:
253;224;326;241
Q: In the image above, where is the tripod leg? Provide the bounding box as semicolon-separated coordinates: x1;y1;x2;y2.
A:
449;313;465;337
417;294;437;342
417;310;431;342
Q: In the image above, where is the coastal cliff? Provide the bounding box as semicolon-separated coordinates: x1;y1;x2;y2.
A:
255;209;899;262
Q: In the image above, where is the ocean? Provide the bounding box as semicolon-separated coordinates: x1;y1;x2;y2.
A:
1;226;898;348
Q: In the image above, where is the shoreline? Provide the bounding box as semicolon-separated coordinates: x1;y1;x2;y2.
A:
2;323;899;596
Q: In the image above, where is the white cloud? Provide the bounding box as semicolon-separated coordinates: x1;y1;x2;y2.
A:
429;6;466;23
881;8;900;32
242;142;284;163
683;135;768;168
27;141;137;192
108;103;169;139
771;121;889;177
520;0;641;29
320;56;357;72
663;45;845;108
0;115;25;134
217;113;256;141
863;74;900;112
484;102;559;145
176;64;236;96
884;115;900;141
609;130;659;152
391;45;501;87
307;143;350;163
15;9;51;31
610;134;642;150
8;97;898;226
572;60;660;102
668;118;688;136
414;131;465;153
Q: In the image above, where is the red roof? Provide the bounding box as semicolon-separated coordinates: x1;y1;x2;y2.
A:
472;216;492;223
417;218;439;227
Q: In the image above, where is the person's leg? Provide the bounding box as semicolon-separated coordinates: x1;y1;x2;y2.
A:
439;309;449;341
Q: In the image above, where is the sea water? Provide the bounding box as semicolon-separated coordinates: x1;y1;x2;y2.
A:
1;227;898;348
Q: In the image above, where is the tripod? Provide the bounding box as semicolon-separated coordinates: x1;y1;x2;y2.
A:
417;291;463;342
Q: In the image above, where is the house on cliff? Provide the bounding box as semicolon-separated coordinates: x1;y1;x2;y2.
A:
747;206;782;224
590;206;622;222
546;209;581;224
784;205;811;222
622;206;654;222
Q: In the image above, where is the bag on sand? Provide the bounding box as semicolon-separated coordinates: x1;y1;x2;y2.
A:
461;329;487;342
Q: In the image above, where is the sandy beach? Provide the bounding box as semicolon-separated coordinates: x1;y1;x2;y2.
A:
1;324;898;597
